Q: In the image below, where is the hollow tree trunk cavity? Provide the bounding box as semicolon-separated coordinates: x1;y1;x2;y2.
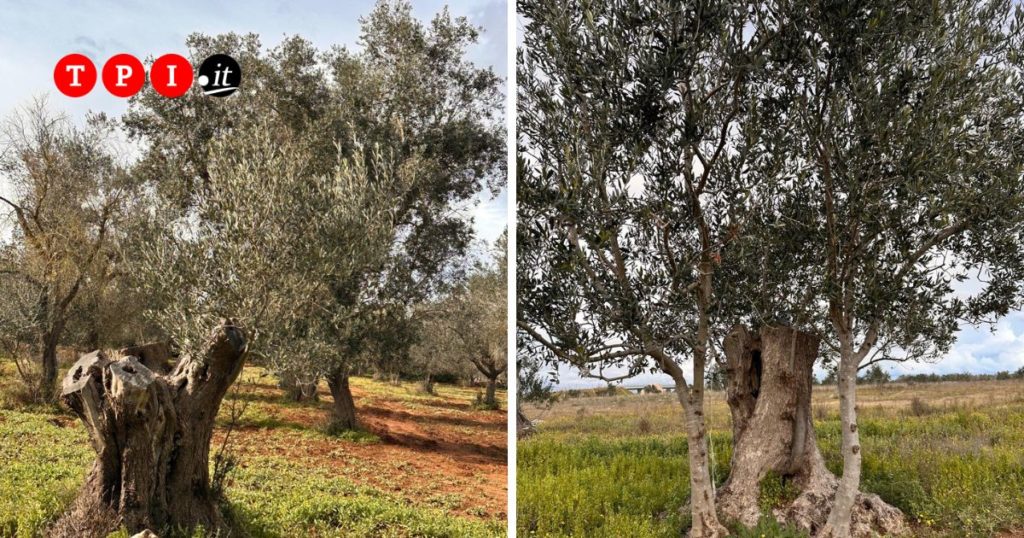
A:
51;321;247;538
327;368;357;431
716;325;905;537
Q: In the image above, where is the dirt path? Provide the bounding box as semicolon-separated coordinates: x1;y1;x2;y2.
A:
216;380;507;520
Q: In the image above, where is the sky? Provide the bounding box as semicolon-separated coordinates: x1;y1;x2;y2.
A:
0;0;508;244
550;308;1024;390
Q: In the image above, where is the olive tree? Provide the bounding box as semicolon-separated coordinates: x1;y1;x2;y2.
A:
0;100;133;401
52;121;405;535
752;2;1024;535
122;1;503;428
517;1;780;534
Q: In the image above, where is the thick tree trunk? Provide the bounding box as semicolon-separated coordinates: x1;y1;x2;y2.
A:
717;326;904;537
327;369;357;431
485;377;498;407
51;321;246;538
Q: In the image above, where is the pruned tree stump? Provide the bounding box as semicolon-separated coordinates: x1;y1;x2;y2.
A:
50;321;246;538
717;325;907;537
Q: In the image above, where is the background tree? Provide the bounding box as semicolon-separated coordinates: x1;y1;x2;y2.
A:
0;101;135;401
858;365;890;386
455;234;507;408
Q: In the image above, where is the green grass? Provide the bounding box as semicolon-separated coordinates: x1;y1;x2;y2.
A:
518;384;1024;538
0;410;92;538
0;408;502;538
0;358;506;538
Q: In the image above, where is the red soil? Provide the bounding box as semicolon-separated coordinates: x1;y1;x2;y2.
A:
214;381;507;520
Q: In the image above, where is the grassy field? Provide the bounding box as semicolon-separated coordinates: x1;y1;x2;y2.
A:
519;380;1024;538
0;360;507;537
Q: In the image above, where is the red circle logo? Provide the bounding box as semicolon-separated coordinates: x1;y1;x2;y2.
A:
150;53;193;98
102;54;145;98
54;54;97;98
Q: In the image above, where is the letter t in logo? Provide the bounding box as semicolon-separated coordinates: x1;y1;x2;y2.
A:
54;54;97;97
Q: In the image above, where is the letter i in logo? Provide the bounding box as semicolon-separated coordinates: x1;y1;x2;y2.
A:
151;54;194;98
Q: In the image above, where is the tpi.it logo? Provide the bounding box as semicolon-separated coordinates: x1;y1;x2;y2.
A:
54;53;241;99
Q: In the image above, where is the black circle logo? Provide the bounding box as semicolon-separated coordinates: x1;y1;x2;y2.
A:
197;54;241;97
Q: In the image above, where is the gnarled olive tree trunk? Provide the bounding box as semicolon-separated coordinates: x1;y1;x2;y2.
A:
716;325;905;537
327;367;357;431
51;321;246;538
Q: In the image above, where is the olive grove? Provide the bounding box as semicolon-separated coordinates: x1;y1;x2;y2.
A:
0;1;505;535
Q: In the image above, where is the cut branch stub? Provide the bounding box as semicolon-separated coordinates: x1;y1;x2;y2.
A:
52;321;246;538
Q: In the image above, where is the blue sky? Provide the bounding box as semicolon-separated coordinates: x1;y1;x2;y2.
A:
0;0;507;243
552;310;1024;390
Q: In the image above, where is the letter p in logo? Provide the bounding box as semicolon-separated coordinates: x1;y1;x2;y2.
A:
102;54;145;98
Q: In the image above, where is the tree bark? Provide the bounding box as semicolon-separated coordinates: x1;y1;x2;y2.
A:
420;373;434;394
327;368;357;431
484;377;498;407
516;408;534;439
51;321;246;538
717;325;905;537
680;389;726;538
41;329;61;400
820;334;863;537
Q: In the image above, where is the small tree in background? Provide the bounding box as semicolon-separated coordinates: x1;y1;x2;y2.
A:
0;100;135;401
859;365;891;386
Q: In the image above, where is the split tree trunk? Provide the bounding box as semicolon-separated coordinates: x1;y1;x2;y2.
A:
51;321;246;538
327;368;357;431
716;325;905;537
